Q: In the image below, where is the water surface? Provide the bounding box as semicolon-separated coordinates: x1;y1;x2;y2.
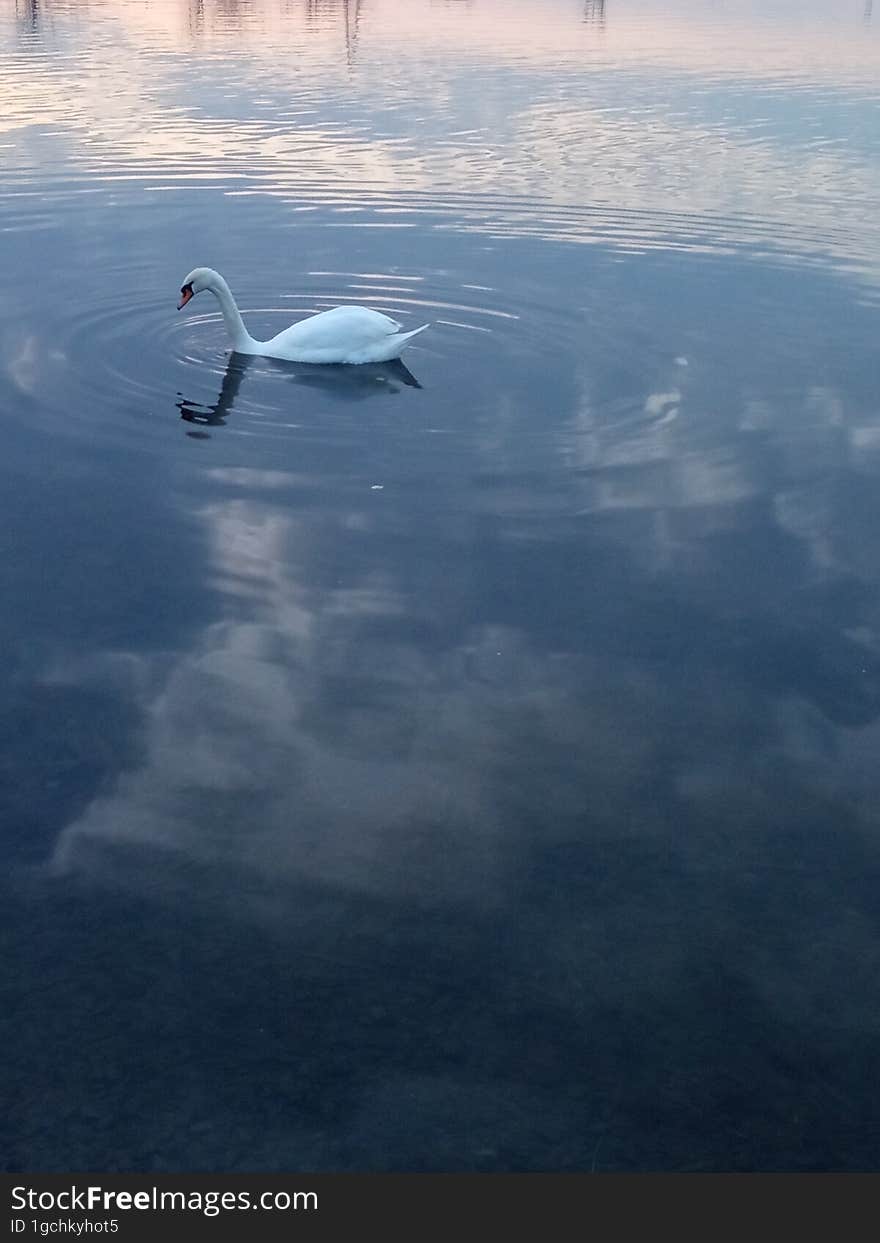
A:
2;0;880;1172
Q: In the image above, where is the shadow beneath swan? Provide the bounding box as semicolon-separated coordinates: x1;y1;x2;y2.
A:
178;353;422;437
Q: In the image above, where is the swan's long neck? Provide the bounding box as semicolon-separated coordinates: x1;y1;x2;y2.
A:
208;274;259;352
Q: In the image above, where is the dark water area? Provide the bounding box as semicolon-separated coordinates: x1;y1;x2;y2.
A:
2;0;880;1171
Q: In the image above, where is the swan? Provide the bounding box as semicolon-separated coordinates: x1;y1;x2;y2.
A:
177;267;429;364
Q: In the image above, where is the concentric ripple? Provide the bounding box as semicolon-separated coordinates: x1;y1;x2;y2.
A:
0;234;593;455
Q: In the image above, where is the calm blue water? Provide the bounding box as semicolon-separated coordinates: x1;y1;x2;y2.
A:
2;0;880;1172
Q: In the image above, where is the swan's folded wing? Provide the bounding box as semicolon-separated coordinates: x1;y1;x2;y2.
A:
269;305;403;351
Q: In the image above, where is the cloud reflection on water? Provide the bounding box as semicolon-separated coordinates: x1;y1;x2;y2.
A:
49;347;880;923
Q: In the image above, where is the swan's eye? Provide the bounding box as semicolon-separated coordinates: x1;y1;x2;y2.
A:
181;283;192;295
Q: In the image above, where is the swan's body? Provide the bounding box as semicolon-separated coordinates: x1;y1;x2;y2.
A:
177;267;429;364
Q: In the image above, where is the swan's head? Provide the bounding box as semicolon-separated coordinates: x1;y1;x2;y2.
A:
177;267;220;310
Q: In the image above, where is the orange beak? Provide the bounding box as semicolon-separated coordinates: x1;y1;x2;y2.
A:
177;288;193;310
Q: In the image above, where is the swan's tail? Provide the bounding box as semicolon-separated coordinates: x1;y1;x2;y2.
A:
377;322;429;362
395;323;429;347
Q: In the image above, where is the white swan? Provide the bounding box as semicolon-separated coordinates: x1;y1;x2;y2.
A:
177;267;429;364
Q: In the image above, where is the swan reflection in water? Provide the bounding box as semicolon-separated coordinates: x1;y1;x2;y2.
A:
178;352;421;436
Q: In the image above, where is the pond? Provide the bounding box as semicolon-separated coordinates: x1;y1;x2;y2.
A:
1;0;879;1172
